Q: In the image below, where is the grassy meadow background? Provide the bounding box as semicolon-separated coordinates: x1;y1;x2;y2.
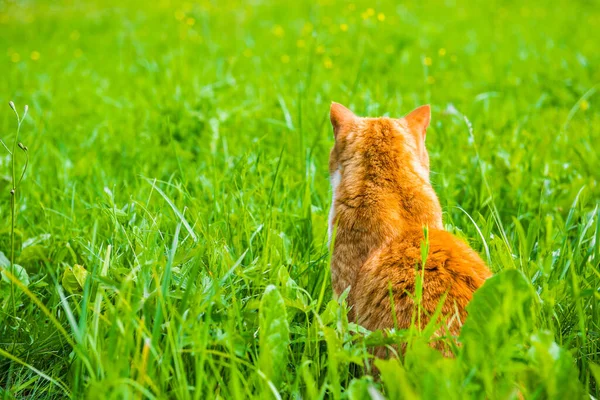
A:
1;0;599;398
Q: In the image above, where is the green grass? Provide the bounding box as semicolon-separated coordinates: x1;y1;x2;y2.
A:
1;0;599;398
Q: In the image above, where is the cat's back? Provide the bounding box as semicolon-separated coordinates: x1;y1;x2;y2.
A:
353;228;492;331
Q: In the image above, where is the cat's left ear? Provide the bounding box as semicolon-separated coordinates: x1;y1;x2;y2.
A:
404;105;431;141
330;102;356;138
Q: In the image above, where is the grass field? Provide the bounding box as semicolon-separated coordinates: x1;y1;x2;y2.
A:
1;0;599;398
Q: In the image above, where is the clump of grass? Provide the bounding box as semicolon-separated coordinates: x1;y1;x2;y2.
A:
0;0;599;398
0;100;32;399
1;101;29;331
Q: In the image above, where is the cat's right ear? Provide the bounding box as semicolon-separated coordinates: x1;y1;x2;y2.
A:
404;105;431;142
330;102;355;138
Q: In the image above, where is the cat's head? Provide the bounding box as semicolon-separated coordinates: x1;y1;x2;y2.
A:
328;102;432;183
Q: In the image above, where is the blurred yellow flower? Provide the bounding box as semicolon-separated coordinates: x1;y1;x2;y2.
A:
10;53;20;63
297;39;306;48
580;100;589;111
324;57;333;69
243;48;253;58
340;23;348;31
316;45;325;54
281;54;290;63
175;10;185;21
427;76;436;84
30;51;40;61
186;17;195;26
423;57;432;66
273;25;285;37
366;8;375;16
438;48;446;56
377;13;385;21
348;3;356;11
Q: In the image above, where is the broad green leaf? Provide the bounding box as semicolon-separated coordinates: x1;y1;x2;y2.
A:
1;251;30;288
524;331;586;398
18;244;49;273
72;264;89;287
459;269;541;396
375;358;419;400
1;263;30;287
277;266;308;310
460;269;538;350
0;251;10;266
345;377;380;400
323;326;341;398
62;264;89;293
258;284;289;391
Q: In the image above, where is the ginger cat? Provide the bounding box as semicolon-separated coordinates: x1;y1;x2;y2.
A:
328;102;492;351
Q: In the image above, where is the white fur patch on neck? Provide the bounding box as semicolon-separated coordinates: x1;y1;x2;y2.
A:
328;167;342;246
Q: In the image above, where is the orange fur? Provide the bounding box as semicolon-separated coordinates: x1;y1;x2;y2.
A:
328;102;492;351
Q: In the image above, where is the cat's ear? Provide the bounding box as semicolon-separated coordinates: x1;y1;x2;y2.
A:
330;102;356;138
404;105;431;141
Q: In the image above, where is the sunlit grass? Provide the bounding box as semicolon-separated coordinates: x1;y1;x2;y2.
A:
0;0;599;398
